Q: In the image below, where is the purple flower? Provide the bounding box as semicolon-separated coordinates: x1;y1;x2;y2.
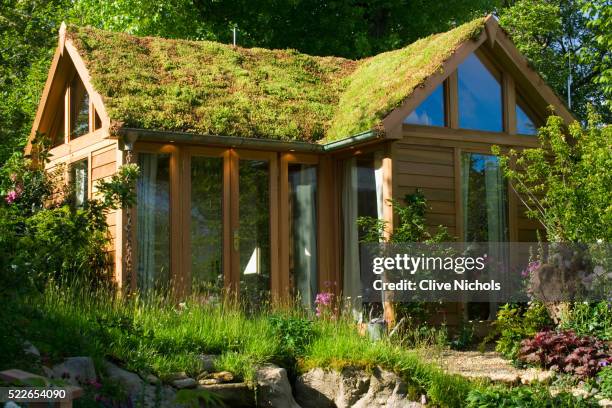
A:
521;261;541;277
599;361;609;367
5;190;18;204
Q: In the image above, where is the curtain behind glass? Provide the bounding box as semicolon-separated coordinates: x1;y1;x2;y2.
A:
461;153;508;319
289;164;317;307
137;153;171;293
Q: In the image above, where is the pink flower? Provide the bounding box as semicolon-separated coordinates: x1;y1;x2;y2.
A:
521;261;541;278
5;190;18;204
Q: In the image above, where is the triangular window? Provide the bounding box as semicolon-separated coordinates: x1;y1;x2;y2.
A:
458;53;503;132
516;100;538;135
404;83;445;126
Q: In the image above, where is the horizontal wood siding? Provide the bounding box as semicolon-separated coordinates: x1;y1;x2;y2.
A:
393;142;457;237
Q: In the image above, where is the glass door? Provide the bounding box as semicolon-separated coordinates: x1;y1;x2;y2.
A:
189;150;225;298
232;150;276;306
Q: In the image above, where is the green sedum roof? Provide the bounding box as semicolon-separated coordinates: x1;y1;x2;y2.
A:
67;18;486;143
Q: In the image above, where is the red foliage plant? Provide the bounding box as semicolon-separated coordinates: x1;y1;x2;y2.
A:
519;330;612;378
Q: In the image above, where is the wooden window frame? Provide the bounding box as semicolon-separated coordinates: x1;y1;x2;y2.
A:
64;74;98;144
279;152;320;300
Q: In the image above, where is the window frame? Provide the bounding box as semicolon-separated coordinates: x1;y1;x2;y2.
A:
63;73;101;144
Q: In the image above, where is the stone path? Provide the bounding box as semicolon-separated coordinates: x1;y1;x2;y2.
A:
421;349;553;385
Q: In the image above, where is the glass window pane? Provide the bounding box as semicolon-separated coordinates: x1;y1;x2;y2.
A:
288;163;318;308
137;153;171;293
458;54;503;132
461;153;508;242
191;156;224;297
516;104;537;135
404;84;445;126
239;159;270;306
71;159;88;208
70;76;90;139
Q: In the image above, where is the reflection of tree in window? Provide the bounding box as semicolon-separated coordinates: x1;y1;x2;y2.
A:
288;164;318;308
404;83;445;126
458;54;503;132
70;76;90;139
239;160;270;307
191;156;224;297
71;159;88;208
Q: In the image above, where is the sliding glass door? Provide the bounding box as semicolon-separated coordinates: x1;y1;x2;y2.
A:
237;158;271;305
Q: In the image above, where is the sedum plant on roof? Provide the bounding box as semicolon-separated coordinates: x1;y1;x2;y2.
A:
66;17;486;144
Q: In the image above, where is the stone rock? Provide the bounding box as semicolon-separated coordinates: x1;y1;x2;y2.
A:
172;377;197;389
104;362;177;407
256;364;300;408
212;371;234;382
198;382;255;408
199;354;218;372
105;362;144;396
199;378;221;385
599;399;612;407
295;366;423;408
165;371;189;382
23;341;40;358
144;373;160;385
51;357;96;385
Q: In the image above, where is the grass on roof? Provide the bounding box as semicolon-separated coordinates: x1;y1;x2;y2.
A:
67;18;486;143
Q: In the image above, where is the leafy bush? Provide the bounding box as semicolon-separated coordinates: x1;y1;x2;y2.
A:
268;314;315;358
519;330;612;378
490;303;553;360
598;366;612;399
561;302;612;341
466;384;597;407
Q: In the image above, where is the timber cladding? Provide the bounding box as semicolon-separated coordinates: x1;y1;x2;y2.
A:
393;143;457;238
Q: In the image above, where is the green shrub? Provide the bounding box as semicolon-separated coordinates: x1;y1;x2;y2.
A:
561;302;612;341
268;314;315;358
489;302;553;361
599;366;612;399
466;385;597;407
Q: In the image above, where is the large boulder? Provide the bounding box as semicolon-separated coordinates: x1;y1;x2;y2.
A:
51;357;96;385
256;364;301;408
295;366;423;408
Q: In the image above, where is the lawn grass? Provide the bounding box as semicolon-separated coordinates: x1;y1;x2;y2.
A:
1;284;595;408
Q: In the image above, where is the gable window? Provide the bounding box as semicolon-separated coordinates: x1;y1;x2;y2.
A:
458;54;503;132
69;76;90;139
404;83;446;126
516;98;538;135
70;159;88;208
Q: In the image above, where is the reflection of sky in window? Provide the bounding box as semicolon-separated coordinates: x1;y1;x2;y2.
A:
458;54;502;132
469;153;499;172
516;104;537;135
404;84;445;126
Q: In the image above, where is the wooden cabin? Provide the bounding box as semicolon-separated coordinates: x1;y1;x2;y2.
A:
26;16;573;322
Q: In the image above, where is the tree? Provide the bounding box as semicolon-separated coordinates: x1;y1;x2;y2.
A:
493;110;612;243
498;0;612;122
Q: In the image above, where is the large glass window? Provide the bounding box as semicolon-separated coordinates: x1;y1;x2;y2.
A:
239;159;271;305
288;163;318;307
458;54;503;132
342;153;384;319
70;159;88;208
191;156;224;296
137;153;171;293
404;83;445;126
69;76;90;139
461;153;508;320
